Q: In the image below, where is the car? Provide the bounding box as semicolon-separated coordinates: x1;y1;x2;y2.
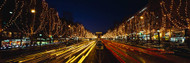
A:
96;41;104;50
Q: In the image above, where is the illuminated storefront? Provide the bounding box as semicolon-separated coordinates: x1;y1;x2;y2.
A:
170;30;186;43
1;38;30;48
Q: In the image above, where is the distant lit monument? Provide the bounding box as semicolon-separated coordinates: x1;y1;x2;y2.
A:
96;32;102;38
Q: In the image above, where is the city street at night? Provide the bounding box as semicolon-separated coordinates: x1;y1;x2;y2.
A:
1;0;190;63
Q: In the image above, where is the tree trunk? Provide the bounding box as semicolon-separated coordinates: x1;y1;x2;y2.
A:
40;38;42;46
150;33;152;43
49;37;51;44
30;36;33;46
20;38;22;47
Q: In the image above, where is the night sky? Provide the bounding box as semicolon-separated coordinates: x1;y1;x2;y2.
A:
45;0;148;33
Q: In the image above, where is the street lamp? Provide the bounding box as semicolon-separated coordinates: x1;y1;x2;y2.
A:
68;25;71;28
29;9;36;46
157;30;161;45
31;9;36;13
140;16;144;19
9;11;13;14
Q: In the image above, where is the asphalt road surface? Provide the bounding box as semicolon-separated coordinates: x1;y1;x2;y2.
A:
84;44;119;63
2;40;190;63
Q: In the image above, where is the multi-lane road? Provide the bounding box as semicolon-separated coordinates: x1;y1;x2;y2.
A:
3;40;118;63
101;39;190;63
6;40;97;63
2;39;190;63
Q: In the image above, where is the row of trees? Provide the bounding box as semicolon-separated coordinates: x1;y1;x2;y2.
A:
103;0;190;42
0;0;95;39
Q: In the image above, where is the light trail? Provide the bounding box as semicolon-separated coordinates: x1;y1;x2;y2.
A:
66;56;75;63
101;39;176;62
78;41;96;63
101;39;141;63
54;42;93;63
69;41;96;63
50;40;95;63
7;41;91;63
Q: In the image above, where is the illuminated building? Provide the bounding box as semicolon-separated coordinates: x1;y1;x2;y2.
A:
103;0;190;46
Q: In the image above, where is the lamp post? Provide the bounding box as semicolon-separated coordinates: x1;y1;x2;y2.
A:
49;35;52;44
141;16;148;42
39;34;42;46
31;9;36;13
140;16;144;20
30;9;36;46
157;30;161;45
20;33;23;47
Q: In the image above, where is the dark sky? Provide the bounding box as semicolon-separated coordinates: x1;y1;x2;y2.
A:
45;0;148;33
